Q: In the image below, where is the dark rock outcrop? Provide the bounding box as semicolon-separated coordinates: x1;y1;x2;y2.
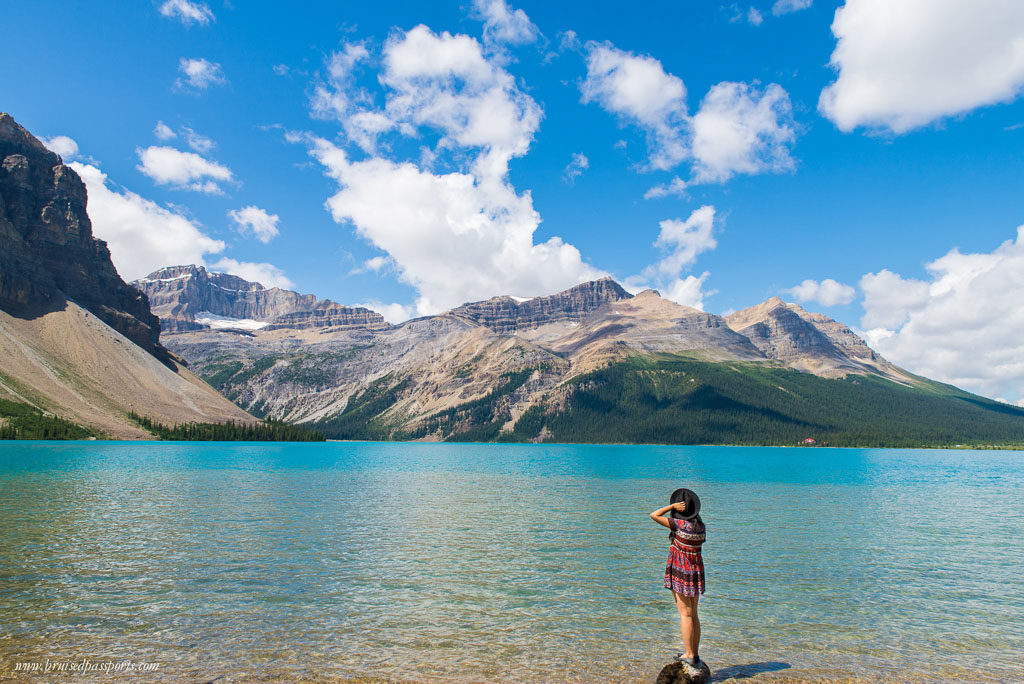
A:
656;659;711;683
0;112;168;363
450;277;632;334
133;265;389;332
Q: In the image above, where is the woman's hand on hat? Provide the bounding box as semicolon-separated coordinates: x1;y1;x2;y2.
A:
671;501;687;512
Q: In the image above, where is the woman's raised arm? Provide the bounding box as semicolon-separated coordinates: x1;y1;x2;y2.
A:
649;501;686;528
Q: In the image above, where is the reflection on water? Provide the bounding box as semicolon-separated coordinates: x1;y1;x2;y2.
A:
1;443;1022;681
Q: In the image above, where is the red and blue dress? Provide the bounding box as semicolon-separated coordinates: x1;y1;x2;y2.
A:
664;517;706;596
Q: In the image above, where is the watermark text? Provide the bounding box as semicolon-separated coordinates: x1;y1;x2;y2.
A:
11;659;160;674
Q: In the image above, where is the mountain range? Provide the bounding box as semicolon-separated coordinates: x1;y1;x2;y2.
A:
134;266;1024;447
3;111;1023;446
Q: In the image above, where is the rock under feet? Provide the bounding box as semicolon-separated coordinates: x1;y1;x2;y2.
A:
655;659;711;684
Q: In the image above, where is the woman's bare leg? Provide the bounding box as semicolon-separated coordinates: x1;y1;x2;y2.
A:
691;595;701;656
672;592;700;658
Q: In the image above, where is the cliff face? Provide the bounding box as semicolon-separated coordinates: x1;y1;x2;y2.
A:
0;113;166;362
0;113;255;437
133;265;389;332
727;297;838;359
449;277;632;334
263;302;390;331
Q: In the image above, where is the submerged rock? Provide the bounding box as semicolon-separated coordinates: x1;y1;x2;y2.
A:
655;659;711;684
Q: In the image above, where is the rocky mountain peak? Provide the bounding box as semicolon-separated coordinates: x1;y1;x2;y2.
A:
139;265;269;300
725;296;789;327
133;265;389;333
726;295;900;379
450;277;633;334
0;112;168;362
0;113;57;159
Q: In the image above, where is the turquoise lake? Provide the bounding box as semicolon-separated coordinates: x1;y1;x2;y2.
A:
1;442;1022;681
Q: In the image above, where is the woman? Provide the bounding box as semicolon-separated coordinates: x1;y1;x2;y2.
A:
649;488;705;667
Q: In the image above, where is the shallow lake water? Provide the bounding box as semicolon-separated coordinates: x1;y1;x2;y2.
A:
1;442;1022;681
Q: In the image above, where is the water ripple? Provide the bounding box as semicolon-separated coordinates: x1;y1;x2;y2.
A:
0;442;1022;681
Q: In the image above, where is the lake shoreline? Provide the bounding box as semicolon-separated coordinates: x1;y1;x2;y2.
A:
5;437;1024;450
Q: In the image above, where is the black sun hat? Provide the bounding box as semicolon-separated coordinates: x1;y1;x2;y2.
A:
668;487;701;520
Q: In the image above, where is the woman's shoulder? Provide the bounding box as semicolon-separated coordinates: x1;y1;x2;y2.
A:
680;517;706;531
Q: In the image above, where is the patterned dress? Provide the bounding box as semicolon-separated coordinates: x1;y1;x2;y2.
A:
664;516;706;596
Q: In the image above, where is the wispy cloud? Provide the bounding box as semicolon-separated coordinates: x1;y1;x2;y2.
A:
580;41;796;186
228;206;280;243
563;152;589;184
471;0;539;49
625;206;719;310
174;57;227;92
154;121;176;141
159;0;214;26
772;0;812;16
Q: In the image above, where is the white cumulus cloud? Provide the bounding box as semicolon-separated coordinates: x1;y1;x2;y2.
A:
859;270;931;329
159;0;213;25
175;57;227;91
820;0;1024;133
580;41;796;185
580;41;689;171
691;82;796;183
786;278;856;307
859;225;1024;403
652;206;718;277
42;135;79;159
299;25;604;319
209;258;294;290
136;145;234;194
380;25;543;176
305;136;604;318
662;272;714;311
70;162;225;281
228;206;280;243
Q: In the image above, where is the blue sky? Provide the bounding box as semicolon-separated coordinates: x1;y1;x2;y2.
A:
3;0;1024;403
